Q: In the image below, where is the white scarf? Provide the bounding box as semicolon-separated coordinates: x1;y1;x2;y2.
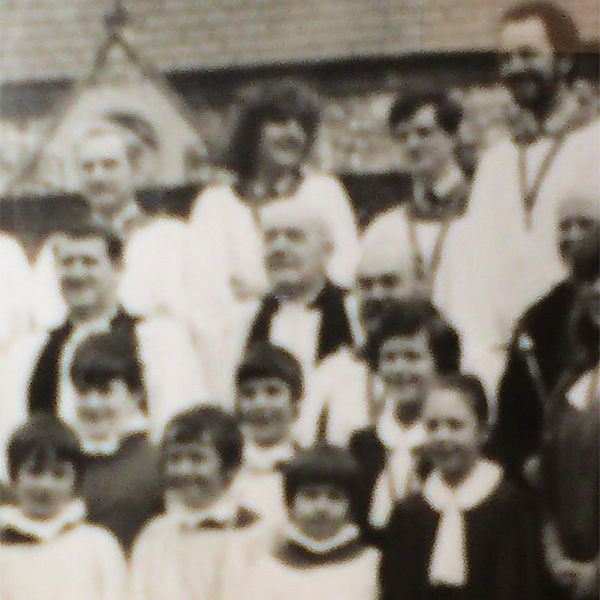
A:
423;459;503;587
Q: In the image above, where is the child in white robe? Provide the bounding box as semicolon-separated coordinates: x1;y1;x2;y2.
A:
0;415;126;600
249;444;380;600
234;342;303;527
130;406;268;600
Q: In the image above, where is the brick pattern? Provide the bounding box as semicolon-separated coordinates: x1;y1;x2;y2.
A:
2;0;598;83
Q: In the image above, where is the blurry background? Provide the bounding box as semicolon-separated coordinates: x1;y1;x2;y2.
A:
1;0;598;253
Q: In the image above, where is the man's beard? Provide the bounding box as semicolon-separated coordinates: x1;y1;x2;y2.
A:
504;69;557;113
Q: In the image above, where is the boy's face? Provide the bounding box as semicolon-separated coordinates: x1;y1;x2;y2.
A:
76;380;137;443
238;377;295;448
15;453;76;521
423;387;481;485
165;440;229;510
291;482;351;541
392;104;453;180
379;331;435;418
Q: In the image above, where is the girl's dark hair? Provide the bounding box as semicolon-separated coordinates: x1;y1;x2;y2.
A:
7;415;84;487
160;406;244;477
365;299;461;374
70;331;145;407
228;79;321;184
428;373;490;426
280;444;363;523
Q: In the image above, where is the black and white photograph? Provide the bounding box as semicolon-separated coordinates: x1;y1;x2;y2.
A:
0;0;598;598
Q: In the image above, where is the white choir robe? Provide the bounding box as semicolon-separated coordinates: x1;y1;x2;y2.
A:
0;314;209;481
434;118;600;398
235;440;293;530
186;172;360;397
294;348;374;447
30;215;193;330
130;510;270;600
249;544;380;600
0;522;126;600
0;234;33;355
366;205;463;288
369;406;427;528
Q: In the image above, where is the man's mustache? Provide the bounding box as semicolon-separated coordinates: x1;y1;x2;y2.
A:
266;250;299;269
61;277;94;290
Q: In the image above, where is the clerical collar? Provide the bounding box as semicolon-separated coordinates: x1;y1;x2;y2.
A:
79;412;149;456
0;500;86;544
283;521;361;555
91;202;147;239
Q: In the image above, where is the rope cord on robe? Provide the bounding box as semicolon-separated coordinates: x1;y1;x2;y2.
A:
406;217;451;292
517;134;567;229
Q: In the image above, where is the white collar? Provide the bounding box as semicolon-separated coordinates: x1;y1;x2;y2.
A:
166;487;241;530
91;202;145;238
69;305;119;333
424;459;503;513
0;500;86;542
79;413;149;456
566;366;600;411
243;436;294;472
284;522;361;555
376;397;426;452
413;162;465;203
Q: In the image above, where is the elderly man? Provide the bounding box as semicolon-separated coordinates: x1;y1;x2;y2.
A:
2;225;208;468
435;1;600;395
489;192;599;482
246;199;354;372
32;123;191;328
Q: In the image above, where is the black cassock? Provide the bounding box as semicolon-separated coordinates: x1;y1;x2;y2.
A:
379;478;543;600
488;280;598;481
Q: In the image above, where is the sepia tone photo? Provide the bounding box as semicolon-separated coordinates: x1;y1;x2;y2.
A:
0;0;598;598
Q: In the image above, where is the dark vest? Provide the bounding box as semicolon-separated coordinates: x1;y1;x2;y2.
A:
246;280;354;362
27;310;143;415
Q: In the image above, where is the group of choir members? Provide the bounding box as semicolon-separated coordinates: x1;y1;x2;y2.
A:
0;1;599;598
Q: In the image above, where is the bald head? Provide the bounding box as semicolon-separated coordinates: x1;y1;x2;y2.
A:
356;214;421;332
261;199;332;299
557;191;600;267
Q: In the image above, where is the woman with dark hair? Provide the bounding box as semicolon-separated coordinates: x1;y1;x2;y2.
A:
187;81;359;393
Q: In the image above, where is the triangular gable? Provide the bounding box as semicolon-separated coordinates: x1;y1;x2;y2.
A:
7;23;208;194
